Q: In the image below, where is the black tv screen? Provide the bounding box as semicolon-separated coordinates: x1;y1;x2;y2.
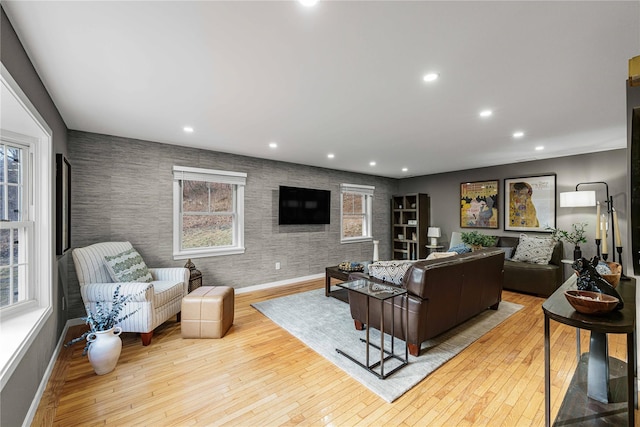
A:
278;186;331;225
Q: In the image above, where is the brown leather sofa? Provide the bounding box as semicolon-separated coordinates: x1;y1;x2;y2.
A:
495;236;564;297
348;249;505;357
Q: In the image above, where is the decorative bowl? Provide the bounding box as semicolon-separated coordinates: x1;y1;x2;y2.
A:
338;262;364;272
564;290;619;315
601;262;622;288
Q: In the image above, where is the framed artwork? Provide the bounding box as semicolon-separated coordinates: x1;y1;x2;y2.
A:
504;174;556;232
56;154;71;255
460;180;499;229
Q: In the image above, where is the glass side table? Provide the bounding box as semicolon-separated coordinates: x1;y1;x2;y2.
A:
335;279;409;379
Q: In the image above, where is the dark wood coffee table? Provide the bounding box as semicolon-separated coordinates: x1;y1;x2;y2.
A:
325;265;370;302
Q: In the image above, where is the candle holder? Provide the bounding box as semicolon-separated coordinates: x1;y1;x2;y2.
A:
595;239;601;258
616;246;631;281
601;252;609;261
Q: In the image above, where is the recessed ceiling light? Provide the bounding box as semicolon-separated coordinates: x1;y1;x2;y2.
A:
423;73;439;82
513;131;525;138
298;0;318;7
327;153;335;159
269;142;278;149
369;161;376;167
183;126;194;133
402;167;408;172
535;146;544;151
479;110;493;118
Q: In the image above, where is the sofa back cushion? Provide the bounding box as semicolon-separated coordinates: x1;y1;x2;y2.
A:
73;241;134;287
402;249;504;299
449;231;464;250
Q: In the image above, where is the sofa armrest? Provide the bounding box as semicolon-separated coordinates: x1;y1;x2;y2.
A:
149;268;190;295
81;282;153;303
149;267;190;283
549;241;564;266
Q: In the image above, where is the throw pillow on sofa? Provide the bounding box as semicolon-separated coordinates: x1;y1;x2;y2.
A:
104;247;154;282
449;243;471;254
511;234;555;265
426;251;457;260
368;260;415;285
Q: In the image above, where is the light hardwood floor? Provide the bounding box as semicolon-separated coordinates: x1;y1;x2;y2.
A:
32;278;637;426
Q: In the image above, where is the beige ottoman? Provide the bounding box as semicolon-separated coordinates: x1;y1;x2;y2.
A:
181;286;234;338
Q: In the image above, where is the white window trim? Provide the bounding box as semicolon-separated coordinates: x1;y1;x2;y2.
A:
0;64;53;391
172;165;246;259
1;138;32;310
340;183;374;244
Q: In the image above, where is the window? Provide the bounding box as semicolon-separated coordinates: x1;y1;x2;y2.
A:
173;166;246;259
340;183;374;243
0;63;53;390
0;140;31;308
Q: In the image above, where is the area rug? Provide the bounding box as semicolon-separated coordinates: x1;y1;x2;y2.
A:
252;288;522;403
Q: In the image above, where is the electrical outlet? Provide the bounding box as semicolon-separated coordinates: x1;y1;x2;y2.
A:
275;262;281;270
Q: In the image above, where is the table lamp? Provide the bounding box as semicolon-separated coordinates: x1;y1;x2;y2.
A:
427;227;441;246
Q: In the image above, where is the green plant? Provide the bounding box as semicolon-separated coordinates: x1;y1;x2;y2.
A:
546;222;588;246
65;284;149;355
460;231;497;247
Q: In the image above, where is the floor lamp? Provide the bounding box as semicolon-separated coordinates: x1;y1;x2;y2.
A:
559;182;628;406
559;182;625;273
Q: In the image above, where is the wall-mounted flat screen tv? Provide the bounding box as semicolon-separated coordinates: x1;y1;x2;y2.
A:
278;186;331;225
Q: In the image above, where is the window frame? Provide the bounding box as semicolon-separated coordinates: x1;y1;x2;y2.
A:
0;138;32;309
0;63;53;390
172;165;246;259
340;183;374;243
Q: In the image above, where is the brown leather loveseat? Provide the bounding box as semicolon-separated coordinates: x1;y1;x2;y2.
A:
348;249;505;357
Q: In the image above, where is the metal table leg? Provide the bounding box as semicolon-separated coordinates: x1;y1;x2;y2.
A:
544;314;551;427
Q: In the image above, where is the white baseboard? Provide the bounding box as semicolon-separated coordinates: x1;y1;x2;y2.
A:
22;318;82;427
234;273;324;294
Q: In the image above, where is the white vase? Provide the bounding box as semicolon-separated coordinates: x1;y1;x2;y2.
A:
87;326;123;375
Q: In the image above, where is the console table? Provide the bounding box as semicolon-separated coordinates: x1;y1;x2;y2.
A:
543;275;636;426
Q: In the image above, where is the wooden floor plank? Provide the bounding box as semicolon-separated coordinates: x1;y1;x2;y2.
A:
32;280;637;426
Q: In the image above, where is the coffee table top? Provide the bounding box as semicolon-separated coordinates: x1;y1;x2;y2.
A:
336;278;406;301
327;261;372;274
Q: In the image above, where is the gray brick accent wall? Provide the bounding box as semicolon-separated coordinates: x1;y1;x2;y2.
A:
67;130;398;318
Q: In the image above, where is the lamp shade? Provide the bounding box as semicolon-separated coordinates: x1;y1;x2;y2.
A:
427;227;441;238
559;190;596;207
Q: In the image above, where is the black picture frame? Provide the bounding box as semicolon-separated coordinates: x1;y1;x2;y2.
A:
504;174;556;232
460;180;499;229
56;154;71;255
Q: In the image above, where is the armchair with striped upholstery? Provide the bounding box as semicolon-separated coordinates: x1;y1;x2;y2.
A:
72;241;189;345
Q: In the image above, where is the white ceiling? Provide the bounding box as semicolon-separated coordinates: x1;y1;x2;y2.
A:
2;1;639;178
